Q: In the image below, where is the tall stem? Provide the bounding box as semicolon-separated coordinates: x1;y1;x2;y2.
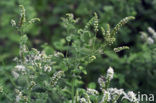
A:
72;78;75;103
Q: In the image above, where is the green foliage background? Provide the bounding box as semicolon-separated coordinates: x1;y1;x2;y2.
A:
0;0;156;101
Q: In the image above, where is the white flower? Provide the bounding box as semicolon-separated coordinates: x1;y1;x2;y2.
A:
147;37;154;44
80;98;87;103
34;55;41;61
108;88;124;96
148;27;156;35
16;95;21;102
122;91;138;103
13;57;18;62
15;90;23;102
100;91;111;103
51;71;64;86
98;76;106;90
106;67;114;80
15;65;26;72
44;65;52;72
11;19;16;26
87;88;99;95
153;33;156;40
20;44;27;53
54;52;64;57
148;27;156;40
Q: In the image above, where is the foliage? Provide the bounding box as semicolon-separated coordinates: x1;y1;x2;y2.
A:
0;5;139;103
0;0;156;102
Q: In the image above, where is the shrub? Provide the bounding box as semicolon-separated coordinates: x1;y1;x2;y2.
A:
0;5;140;103
0;0;155;95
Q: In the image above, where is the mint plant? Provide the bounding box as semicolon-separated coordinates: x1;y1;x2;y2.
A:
1;5;139;103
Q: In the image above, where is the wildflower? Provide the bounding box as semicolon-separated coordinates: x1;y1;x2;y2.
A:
108;88;124;96
11;19;16;26
20;45;28;55
111;16;135;36
105;24;116;45
15;65;26;72
65;13;79;23
106;67;114;81
87;88;99;95
80;98;87;103
34;55;41;61
147;37;154;44
101;27;105;36
54;52;64;57
15;89;23;102
93;12;99;32
148;27;156;35
84;93;91;103
19;5;26;24
148;27;156;40
13;57;18;62
108;88;124;102
100;91;111;103
98;76;106;90
51;71;64;86
122;91;138;103
153;33;156;40
16;95;21;102
44;65;52;72
114;46;129;52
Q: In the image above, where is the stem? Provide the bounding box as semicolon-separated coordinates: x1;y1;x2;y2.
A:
75;89;79;103
95;97;98;103
72;78;75;103
26;74;31;102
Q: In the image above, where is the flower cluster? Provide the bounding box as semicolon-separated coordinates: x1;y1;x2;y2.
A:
140;27;156;44
51;71;64;86
15;89;28;103
93;13;99;32
106;67;114;81
148;27;156;40
114;46;129;52
80;98;87;103
11;19;16;26
87;88;99;95
9;5;64;103
77;67;139;103
24;48;53;71
111;16;135;36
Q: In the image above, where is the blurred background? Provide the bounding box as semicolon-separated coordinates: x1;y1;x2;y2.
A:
0;0;156;97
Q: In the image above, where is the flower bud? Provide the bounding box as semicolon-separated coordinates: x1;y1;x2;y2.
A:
11;19;16;26
106;67;114;81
